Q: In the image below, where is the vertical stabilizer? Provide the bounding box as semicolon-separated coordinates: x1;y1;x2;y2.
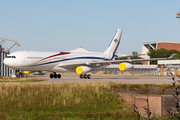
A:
104;29;122;59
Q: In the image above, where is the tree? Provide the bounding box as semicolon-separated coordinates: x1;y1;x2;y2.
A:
131;51;142;64
132;51;138;55
117;51;141;64
147;48;180;64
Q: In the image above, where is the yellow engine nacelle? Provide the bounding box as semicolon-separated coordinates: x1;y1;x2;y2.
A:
119;63;133;71
76;66;92;74
23;71;30;74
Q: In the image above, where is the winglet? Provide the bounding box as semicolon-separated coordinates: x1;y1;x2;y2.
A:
168;53;176;59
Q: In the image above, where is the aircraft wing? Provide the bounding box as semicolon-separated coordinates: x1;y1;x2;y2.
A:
88;53;176;65
58;53;176;69
115;54;145;59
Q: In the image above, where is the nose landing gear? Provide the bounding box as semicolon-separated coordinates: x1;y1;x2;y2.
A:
50;72;61;79
16;70;23;77
80;74;91;79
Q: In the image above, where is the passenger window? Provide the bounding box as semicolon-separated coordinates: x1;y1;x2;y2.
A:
6;56;16;58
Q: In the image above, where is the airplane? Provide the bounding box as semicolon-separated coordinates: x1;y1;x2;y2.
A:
3;29;175;79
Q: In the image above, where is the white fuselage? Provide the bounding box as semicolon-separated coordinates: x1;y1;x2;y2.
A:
3;51;110;72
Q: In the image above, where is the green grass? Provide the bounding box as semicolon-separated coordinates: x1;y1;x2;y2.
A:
0;76;46;82
0;82;178;119
0;82;137;120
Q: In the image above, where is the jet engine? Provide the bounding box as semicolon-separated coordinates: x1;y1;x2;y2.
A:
76;66;92;74
118;63;133;71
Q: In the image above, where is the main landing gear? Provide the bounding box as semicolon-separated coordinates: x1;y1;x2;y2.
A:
16;70;23;77
50;72;61;78
80;74;91;79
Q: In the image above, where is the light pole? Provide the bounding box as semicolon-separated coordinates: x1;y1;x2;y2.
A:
177;11;180;18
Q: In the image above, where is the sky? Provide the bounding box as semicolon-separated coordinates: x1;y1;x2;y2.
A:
0;0;180;55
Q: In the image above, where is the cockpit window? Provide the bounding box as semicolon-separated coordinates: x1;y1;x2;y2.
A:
6;56;16;58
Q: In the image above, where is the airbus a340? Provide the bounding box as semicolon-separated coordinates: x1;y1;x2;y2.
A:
3;29;175;79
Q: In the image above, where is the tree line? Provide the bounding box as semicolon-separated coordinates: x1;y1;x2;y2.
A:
119;48;180;64
147;48;180;64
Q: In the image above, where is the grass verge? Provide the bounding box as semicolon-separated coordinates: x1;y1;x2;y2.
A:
0;82;177;119
0;76;46;82
0;82;138;120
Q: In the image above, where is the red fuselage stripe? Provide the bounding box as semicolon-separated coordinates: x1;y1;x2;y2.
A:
39;52;70;61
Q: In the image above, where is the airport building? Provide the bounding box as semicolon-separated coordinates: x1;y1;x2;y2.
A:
0;37;19;76
141;41;180;75
141;41;180;65
141;41;180;54
0;46;15;76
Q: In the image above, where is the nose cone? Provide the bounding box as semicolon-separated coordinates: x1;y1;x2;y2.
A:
3;58;7;65
3;58;11;67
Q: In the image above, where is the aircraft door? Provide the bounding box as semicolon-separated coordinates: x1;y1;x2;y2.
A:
21;54;27;62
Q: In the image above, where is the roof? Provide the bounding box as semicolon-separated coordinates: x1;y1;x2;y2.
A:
143;41;180;45
70;48;91;53
0;50;10;54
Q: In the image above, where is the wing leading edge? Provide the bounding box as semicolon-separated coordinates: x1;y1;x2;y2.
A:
57;53;176;69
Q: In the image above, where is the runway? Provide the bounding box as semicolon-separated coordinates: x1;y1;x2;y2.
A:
31;75;177;84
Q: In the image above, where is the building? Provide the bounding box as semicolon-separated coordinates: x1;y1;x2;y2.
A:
0;38;19;76
0;46;15;76
142;41;180;54
141;41;180;65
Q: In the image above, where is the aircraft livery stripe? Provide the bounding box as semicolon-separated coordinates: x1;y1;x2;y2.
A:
39;52;71;61
30;57;109;67
111;39;120;60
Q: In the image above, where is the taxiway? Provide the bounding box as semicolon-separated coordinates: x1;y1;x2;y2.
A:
31;75;177;84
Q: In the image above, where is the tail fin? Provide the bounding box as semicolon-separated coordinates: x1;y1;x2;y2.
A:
103;29;122;59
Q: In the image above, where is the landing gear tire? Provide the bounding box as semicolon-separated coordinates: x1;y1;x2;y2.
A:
50;74;54;78
50;73;61;79
19;72;23;77
54;74;57;78
79;74;91;79
57;74;61;78
80;74;83;79
87;74;91;79
84;74;87;79
16;70;23;77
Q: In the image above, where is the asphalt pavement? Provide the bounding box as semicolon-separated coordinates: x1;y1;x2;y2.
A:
30;75;177;84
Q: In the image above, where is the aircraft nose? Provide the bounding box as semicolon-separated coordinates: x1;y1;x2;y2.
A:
3;58;10;67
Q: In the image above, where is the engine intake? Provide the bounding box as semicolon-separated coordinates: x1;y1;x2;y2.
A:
119;63;133;71
76;66;92;74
